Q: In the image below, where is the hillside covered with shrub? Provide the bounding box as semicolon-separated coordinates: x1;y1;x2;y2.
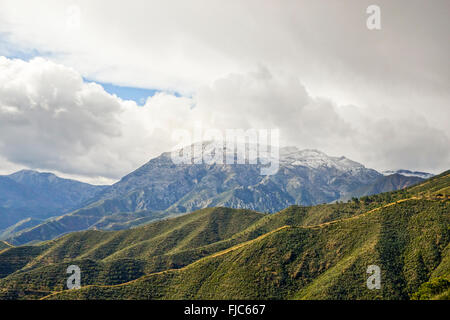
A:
0;171;448;300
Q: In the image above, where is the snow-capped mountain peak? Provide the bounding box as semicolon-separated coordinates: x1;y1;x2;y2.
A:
279;147;365;172
172;142;367;173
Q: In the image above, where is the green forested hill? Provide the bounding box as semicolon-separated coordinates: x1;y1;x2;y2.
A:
0;171;448;300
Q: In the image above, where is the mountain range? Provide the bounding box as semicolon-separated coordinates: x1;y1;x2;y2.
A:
0;143;432;245
0;170;106;238
0;170;448;300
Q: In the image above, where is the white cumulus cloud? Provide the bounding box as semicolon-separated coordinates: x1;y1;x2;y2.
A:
1;57;448;184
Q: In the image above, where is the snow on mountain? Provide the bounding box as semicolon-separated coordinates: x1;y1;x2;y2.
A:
173;141;367;174
279;147;365;172
173;140;277;165
11;142;425;245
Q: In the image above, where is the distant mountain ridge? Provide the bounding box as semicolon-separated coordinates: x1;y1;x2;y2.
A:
340;173;425;201
0;170;106;237
7;170;106;209
3;142;428;245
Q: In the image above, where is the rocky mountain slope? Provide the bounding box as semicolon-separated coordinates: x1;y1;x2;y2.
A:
339;173;425;201
4;143;426;245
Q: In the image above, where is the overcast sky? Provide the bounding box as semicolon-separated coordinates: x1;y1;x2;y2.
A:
0;0;449;184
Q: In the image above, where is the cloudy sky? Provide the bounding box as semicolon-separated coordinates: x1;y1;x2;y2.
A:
0;0;448;184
